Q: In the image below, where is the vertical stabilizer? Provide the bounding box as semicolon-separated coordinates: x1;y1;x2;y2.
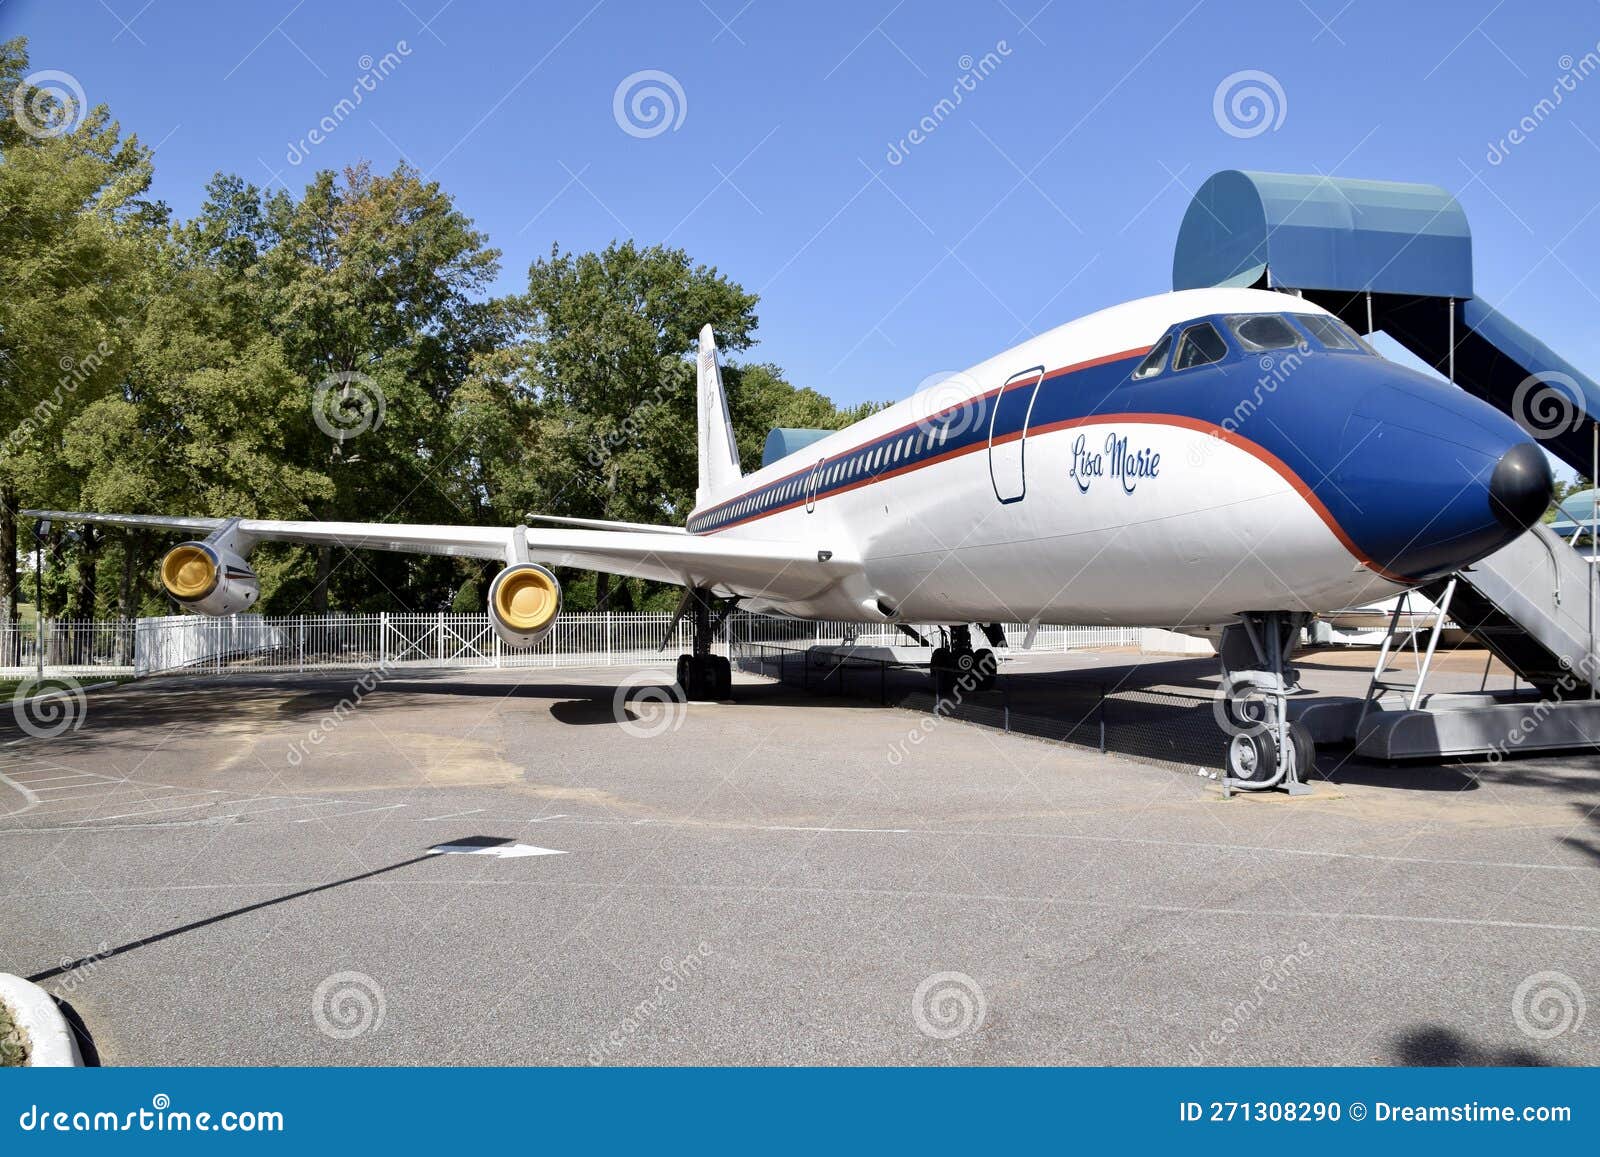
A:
696;324;743;507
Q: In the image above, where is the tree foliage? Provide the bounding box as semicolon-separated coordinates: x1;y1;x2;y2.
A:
0;37;879;618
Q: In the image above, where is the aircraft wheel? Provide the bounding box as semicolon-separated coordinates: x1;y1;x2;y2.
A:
1286;721;1316;782
974;648;997;691
1226;729;1277;785
713;655;732;699
675;654;691;694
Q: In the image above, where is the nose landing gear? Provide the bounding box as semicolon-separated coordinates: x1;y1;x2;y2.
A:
1216;612;1316;795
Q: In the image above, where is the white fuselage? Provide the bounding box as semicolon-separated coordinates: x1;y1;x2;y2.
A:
689;288;1410;627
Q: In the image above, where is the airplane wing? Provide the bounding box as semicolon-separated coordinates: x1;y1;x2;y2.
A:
21;510;851;603
524;513;687;535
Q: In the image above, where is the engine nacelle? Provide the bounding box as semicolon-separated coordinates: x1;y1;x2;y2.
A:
159;541;260;616
488;562;562;647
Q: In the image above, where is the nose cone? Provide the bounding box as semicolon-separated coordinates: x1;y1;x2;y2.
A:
1328;372;1558;582
1489;441;1554;531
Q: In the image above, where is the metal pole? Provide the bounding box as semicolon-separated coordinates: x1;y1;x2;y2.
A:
34;533;42;679
1409;578;1456;711
1447;298;1456;384
1366;289;1373;335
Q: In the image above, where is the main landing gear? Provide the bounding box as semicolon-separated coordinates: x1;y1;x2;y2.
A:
1216;612;1316;795
674;588;732;701
930;624;999;699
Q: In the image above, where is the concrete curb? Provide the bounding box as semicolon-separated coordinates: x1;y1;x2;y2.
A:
0;973;83;1067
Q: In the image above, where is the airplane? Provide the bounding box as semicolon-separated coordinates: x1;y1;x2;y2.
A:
28;285;1554;790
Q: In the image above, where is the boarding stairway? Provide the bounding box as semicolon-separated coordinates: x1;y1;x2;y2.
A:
1423;523;1596;699
1176;171;1600;758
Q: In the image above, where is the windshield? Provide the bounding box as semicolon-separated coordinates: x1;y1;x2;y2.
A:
1226;314;1302;351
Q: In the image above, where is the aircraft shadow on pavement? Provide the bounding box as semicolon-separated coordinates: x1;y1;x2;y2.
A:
1388;1024;1554;1066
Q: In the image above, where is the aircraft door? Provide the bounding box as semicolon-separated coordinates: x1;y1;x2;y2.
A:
805;458;824;513
987;366;1044;503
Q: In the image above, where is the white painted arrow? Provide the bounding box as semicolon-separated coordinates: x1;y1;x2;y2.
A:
427;842;566;859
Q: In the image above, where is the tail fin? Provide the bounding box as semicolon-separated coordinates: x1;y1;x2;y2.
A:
696;324;742;507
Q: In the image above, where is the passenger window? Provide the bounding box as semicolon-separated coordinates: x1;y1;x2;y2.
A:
1226;314;1301;351
1172;323;1228;371
1132;335;1172;380
1295;314;1359;350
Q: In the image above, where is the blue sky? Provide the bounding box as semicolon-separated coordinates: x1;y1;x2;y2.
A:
8;0;1600;412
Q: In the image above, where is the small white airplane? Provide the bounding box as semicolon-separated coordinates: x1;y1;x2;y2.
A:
29;286;1552;787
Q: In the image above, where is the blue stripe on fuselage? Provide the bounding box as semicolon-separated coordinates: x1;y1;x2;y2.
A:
691;323;1534;583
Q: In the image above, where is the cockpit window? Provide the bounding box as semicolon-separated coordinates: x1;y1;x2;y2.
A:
1131;334;1172;380
1226;314;1301;351
1295;313;1362;351
1172;322;1228;371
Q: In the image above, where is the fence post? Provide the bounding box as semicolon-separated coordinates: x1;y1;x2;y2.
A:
437;611;445;664
606;611;613;665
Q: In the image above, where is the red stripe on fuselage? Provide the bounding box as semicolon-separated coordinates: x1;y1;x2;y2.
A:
689;349;1405;583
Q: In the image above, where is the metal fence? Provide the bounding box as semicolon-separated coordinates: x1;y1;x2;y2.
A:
0;619;138;675
1;612;1143;679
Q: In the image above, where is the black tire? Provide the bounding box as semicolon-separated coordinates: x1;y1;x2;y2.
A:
714;655;732;699
1287;721;1316;782
1226;729;1277;784
675;654;690;694
974;648;997;691
685;656;711;701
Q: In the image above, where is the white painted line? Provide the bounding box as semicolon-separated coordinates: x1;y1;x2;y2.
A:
62;796;229;824
420;807;485;821
427;841;566;859
27;789;122;804
761;825;913;834
292;803;408;823
216;798;353;819
5;773;97;785
0;769;39;815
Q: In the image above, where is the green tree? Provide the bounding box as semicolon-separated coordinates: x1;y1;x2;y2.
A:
0;37;158;626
